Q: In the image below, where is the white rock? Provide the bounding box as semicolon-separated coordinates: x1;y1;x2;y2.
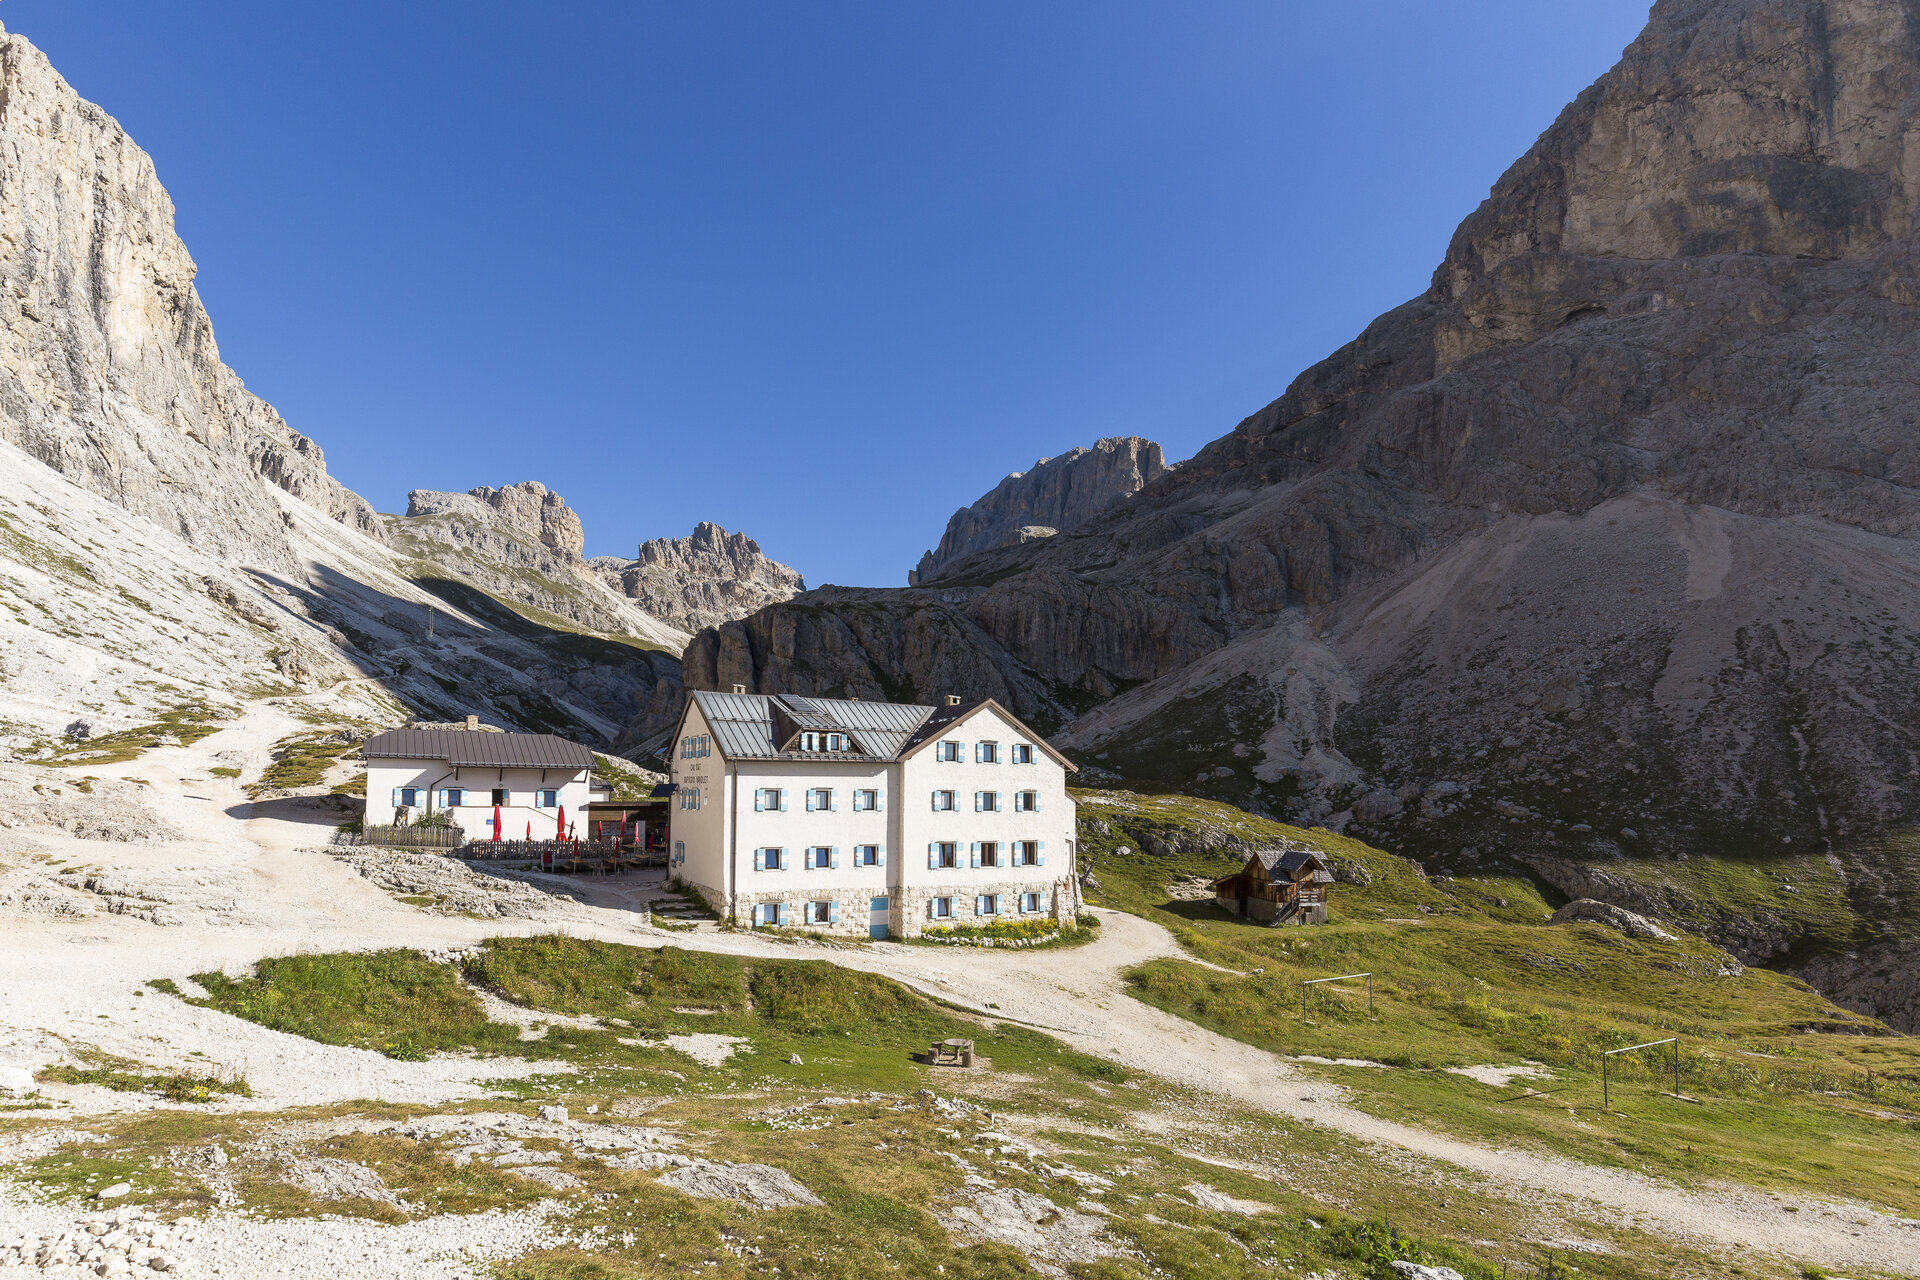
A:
94;1184;132;1200
536;1104;569;1123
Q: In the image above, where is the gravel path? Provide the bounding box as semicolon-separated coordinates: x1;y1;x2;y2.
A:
1;703;1915;1275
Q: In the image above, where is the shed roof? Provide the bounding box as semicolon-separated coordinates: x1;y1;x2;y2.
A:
1255;847;1335;882
363;728;595;770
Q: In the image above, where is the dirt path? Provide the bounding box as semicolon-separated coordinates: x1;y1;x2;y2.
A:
2;706;1915;1274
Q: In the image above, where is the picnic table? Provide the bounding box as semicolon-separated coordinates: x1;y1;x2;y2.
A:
928;1038;975;1068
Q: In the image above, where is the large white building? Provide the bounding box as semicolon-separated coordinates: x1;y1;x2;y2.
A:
669;690;1079;938
364;723;596;839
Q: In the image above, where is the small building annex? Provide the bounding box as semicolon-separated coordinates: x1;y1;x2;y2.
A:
1213;847;1334;925
364;719;595;840
669;688;1079;938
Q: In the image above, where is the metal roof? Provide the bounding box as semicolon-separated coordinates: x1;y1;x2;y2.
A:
688;690;936;761
362;729;595;770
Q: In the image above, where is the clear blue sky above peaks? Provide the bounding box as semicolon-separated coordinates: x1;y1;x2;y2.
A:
5;1;1649;588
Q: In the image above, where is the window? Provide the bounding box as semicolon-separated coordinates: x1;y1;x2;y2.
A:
930;897;954;919
754;788;788;812
1014;790;1039;812
855;844;882;867
681;734;711;759
799;732;850;753
1011;743;1034;765
932;790;956;811
805;788;836;812
491;787;508;806
805;900;837;925
396;787;419;808
444;788;464;807
929;841;959;870
852;788;881;812
976;741;1000;764
537;789;558;808
679;787;701;810
700;735;710;756
1020;892;1043;914
754;902;786;927
806;846;837;871
1016;840;1043;867
975;841;1000;869
936;741;962;762
975;894;1001;917
754;848;788;871
974;790;1001;812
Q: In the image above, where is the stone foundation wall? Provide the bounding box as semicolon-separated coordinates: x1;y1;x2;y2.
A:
675;877;1080;936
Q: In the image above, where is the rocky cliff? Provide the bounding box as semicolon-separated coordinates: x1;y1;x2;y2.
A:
0;25;380;570
0;21;687;755
910;437;1168;584
390;483;688;648
592;522;803;634
684;0;1920;1027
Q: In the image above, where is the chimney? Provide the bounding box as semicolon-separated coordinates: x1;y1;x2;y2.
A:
945;695;962;707
732;684;747;695
465;714;479;730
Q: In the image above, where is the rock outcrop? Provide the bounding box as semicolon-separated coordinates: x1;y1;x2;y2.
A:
1548;899;1677;942
0;24;380;570
0;22;686;754
911;437;1168;584
593;523;803;634
390;484;687;648
685;0;1920;1027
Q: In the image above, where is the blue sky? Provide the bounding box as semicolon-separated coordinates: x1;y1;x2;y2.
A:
6;1;1649;588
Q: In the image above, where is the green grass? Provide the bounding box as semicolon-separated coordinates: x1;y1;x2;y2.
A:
29;704;225;766
1074;788;1920;1215
208;766;242;779
594;752;663;802
38;1064;251;1104
247;733;354;797
59;932;1770;1278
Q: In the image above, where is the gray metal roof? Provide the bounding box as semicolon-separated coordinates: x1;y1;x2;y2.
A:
688;690;936;761
363;729;595;770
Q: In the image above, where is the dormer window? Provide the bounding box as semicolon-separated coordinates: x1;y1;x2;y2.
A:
797;731;850;753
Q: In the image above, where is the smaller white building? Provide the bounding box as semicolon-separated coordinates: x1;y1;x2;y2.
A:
363;724;595;839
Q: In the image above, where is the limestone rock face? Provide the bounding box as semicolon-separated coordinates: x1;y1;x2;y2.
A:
684;0;1920;1026
0;22;686;757
594;523;803;634
0;23;380;568
391;485;686;648
911;437;1168;584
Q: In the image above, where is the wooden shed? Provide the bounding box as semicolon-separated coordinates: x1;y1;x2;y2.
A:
1212;847;1334;925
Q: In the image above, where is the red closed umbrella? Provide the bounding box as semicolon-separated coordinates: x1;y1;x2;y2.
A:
555;803;566;842
492;804;502;842
525;820;532;840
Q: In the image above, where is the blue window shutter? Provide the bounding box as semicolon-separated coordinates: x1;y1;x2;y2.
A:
830;847;840;870
805;790;815;812
927;843;937;870
1034;792;1042;812
975;894;986;916
754;790;764;813
1038;840;1046;867
754;849;764;872
969;842;980;869
875;790;885;813
875;845;886;868
830;789;838;812
828;901;840;924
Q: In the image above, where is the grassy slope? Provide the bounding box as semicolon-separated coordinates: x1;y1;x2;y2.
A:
1074;787;1920;1216
41;937;1575;1280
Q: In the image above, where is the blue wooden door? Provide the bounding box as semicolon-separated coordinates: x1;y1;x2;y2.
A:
869;896;890;940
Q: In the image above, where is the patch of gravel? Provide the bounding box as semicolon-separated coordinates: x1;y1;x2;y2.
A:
326;850;584;919
1444;1064;1551;1088
614;1034;747;1068
1185;1182;1273;1215
0;765;183;844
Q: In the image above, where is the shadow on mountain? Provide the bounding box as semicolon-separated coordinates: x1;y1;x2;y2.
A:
243;562;685;755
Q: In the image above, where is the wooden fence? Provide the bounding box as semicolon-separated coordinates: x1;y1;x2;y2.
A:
346;824;467;850
458;839;667;873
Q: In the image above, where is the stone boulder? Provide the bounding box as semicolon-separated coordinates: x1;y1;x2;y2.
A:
1549;898;1677;942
